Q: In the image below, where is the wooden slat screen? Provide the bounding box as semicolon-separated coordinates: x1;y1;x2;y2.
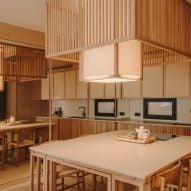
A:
0;43;47;81
143;43;191;67
46;0;136;59
135;0;191;57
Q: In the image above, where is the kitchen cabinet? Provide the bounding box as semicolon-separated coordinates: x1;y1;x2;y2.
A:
104;83;121;98
76;71;88;99
122;81;142;98
90;83;104;99
53;72;65;99
65;70;77;99
41;74;53;100
142;66;163;98
165;62;190;98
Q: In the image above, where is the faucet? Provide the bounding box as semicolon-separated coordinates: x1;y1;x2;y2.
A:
79;106;86;118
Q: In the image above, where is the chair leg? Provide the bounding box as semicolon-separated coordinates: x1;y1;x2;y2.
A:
93;174;97;191
16;147;19;166
82;171;85;191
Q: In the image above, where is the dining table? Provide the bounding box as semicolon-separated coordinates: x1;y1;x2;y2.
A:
30;131;191;191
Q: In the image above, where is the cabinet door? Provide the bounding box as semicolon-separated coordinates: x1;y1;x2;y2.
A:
165;62;190;97
104;83;121;98
41;74;53;100
90;83;104;99
122;81;142;98
76;71;88;99
65;70;77;99
53;72;65;99
142;66;163;98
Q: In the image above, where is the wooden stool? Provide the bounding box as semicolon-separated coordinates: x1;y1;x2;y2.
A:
151;161;182;191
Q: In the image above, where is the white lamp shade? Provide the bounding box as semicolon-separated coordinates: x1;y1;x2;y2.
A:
118;40;142;80
79;44;115;81
79;40;142;82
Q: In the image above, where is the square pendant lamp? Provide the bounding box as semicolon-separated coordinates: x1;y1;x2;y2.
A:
79;40;142;83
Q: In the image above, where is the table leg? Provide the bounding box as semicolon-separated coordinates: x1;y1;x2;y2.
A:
30;154;35;191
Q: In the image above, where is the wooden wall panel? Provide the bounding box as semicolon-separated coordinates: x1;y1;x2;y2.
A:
136;0;191;57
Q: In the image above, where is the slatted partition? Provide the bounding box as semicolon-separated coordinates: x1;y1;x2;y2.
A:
135;0;191;57
46;0;136;59
142;44;191;67
0;43;47;80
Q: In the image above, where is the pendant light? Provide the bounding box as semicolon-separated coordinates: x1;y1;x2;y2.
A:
79;40;142;83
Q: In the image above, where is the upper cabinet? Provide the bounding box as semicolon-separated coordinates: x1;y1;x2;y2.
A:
104;83;121;99
142;66;163;98
53;72;65;100
65;70;77;99
165;62;190;98
122;81;142;98
76;71;88;99
41;74;53;100
90;83;104;99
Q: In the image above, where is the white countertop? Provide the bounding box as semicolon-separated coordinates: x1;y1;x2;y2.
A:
30;131;191;180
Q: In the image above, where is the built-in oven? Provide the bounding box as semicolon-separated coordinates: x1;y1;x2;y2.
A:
94;99;117;117
143;98;177;120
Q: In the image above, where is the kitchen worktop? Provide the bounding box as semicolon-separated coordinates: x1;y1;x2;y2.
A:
36;116;191;126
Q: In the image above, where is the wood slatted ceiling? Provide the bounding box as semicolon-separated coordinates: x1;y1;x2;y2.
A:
0;43;47;81
143;43;191;67
135;0;191;57
46;0;135;59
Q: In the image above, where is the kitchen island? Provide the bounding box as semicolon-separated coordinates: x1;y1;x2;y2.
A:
30;131;191;191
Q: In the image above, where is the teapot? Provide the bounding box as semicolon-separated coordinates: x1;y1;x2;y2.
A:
136;126;150;139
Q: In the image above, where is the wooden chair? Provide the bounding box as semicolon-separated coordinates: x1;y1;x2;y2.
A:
182;155;191;191
6;127;35;166
56;164;85;191
151;162;182;191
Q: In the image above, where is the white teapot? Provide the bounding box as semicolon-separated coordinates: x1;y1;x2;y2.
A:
136;126;150;139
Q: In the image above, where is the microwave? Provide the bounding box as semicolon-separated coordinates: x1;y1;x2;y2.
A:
94;99;118;117
143;98;177;120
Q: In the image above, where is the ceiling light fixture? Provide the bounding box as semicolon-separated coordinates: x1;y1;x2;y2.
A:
79;40;142;83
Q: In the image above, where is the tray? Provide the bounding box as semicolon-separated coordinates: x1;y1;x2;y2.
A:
115;131;156;144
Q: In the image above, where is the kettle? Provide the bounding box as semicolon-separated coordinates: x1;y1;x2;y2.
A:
136;126;150;139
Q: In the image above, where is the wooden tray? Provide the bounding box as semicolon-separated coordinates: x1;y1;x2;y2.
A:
115;133;156;144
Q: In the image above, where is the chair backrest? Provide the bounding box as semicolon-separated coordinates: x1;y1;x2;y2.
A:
183;155;191;168
151;162;182;191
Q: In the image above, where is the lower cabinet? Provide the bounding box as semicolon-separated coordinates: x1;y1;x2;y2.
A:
57;118;116;140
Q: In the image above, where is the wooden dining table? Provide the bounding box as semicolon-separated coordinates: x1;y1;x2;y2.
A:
30;131;191;191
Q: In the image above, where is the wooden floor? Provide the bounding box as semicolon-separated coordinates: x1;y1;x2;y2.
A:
0;160;107;191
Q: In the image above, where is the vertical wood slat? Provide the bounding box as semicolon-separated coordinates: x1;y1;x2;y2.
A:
142;43;191;67
46;0;136;59
0;43;47;80
136;0;191;57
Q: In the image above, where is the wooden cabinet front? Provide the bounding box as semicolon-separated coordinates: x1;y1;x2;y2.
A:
76;71;88;99
104;83;121;99
142;66;163;98
65;71;77;99
53;72;65;99
41;74;53;100
122;81;142;98
90;83;105;99
164;62;190;98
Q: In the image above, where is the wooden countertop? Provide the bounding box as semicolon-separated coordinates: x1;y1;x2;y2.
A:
30;131;191;180
0;122;53;131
